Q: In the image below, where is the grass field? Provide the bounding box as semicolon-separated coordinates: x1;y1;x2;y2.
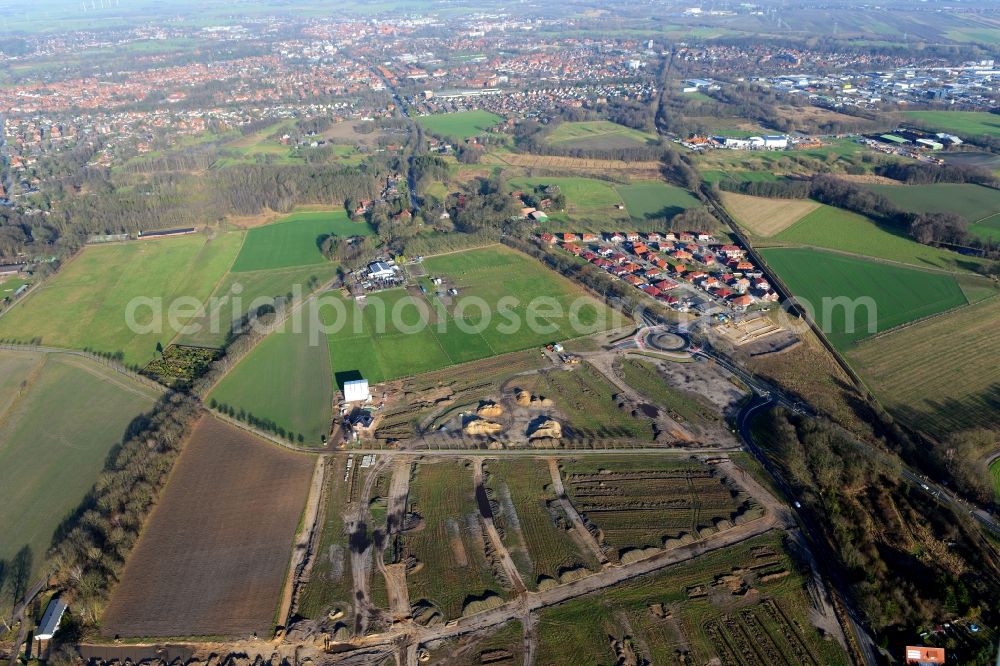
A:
322;245;617;384
208;324;334;445
0;351;160;596
416;110;501;141
507;176;629;224
615;182;700;222
560;457;751;558
179;264;339;348
545;120;658;149
761;247;968;350
484;459;598;588
231;209;372;272
992;459;1000;504
101;416;314;638
404;460;507;621
903;110;1000;140
721;192;820;237
865;183;1000;237
518;364;655;441
773;204;987;273
847;294;1000;438
0;232;242;366
534;532;849;666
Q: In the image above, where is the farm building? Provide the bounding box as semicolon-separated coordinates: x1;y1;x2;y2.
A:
344;378;371;403
138;227;196;239
35;599;67;641
367;261;396;280
0;263;24;277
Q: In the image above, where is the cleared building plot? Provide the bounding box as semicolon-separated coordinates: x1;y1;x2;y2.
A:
0;232;242;366
483;459;599;589
101;415;315;638
721;192;820;237
0;350;160;595
534;532;849;666
559;457;757;561
403;460;509;622
847;295;1000;439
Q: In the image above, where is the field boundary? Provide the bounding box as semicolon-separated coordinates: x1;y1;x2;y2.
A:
0;343;165;393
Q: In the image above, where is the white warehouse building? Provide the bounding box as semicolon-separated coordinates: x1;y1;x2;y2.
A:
344;379;371;403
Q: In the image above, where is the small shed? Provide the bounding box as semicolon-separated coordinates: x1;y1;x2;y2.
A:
35;599;67;641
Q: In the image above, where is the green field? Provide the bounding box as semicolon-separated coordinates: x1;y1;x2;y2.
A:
484;459;598;589
508;176;629;223
404;461;507;621
179;264;340;348
534;532;849;666
0;350;160;596
864;183;1000;243
545;120;658;149
208;324;334;445
773;204;986;273
903;110;1000;140
992;459;1000;504
416;110;501;141
0;233;242;366
322;245;617;384
761;247;968;350
615;182;700;222
231;210;373;272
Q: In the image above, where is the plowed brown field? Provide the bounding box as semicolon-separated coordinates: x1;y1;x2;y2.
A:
101;415;314;638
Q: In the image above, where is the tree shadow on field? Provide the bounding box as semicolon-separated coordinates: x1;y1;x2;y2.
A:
335;370;364;393
645;205;685;220
49;408;156;552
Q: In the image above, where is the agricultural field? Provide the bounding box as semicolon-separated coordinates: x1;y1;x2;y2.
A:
179;263;339;348
772;204;989;273
507;176;629;224
484;150;664;180
416;110;501;141
517;364;655;441
864;183;1000;242
534;532;849;666
483;459;599;589
615;181;701;222
0;232;242;367
544;120;658;150
846;294;1000;438
403;460;508;621
559;457;755;559
992;460;1000;504
208;323;334;445
322;245;617;384
231;209;372;272
902;110;1000;140
761;247;969;350
721;192;820;237
0;350;160;598
101;415;315;638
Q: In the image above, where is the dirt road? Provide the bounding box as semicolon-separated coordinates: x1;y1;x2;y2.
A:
379;458;413;620
473;458;527;594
